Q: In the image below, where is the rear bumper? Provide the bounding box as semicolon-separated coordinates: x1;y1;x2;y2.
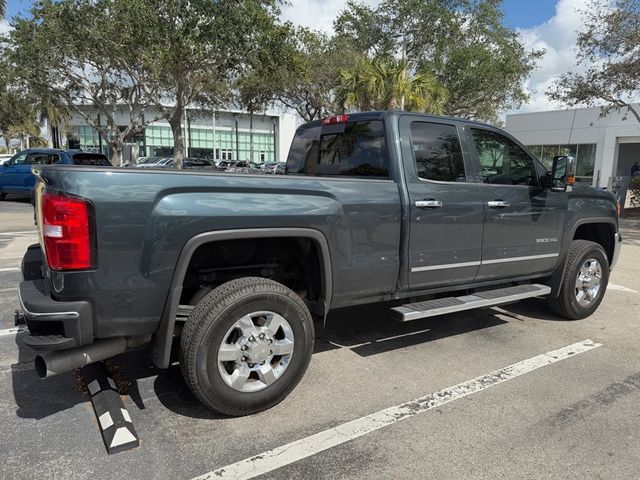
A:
18;245;93;351
611;232;622;270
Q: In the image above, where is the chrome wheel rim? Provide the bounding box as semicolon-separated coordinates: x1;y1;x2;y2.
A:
217;311;294;393
575;258;602;307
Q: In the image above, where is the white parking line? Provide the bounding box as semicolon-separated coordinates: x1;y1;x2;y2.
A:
0;231;37;236
608;283;638;294
0;326;27;337
193;339;601;480
0;267;20;272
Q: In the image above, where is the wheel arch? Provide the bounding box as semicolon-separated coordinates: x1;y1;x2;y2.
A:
549;218;617;297
151;227;333;368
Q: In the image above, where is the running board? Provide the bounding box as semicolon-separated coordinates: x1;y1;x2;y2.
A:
392;284;551;322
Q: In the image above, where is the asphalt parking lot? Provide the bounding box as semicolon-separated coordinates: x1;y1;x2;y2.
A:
1;198;639;480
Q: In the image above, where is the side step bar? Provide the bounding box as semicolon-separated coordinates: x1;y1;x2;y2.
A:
392;284;551;322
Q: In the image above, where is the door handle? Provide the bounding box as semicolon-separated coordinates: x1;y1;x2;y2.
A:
415;200;443;208
487;200;510;208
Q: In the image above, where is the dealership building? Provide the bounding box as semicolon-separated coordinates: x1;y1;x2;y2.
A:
47;105;298;164
506;104;640;189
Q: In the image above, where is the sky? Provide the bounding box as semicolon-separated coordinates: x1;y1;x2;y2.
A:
5;0;587;115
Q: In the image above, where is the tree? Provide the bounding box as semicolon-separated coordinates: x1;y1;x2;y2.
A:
137;0;283;167
337;57;448;114
272;29;358;122
548;0;640;123
0;39;36;151
235;20;297;161
335;0;542;123
10;0;166;165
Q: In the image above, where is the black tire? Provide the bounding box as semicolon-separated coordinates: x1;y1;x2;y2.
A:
0;192;5;201
547;240;609;319
180;277;314;416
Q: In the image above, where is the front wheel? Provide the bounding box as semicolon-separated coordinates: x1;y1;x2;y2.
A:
547;240;610;319
180;277;314;416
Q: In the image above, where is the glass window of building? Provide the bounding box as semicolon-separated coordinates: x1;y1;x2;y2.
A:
527;143;596;184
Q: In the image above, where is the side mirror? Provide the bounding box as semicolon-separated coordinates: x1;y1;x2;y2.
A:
550;155;576;192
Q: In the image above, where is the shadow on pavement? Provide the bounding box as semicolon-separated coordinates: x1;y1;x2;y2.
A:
11;333;86;420
495;297;574;322
314;301;509;356
12;301;511;420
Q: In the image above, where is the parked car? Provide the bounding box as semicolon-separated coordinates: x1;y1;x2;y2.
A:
18;111;621;417
260;161;278;172
134;157;173;168
0;148;110;200
264;162;285;174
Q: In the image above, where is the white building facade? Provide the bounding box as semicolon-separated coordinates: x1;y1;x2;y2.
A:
53;105;298;164
506;105;640;189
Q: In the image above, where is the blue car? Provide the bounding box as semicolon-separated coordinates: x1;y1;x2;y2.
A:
0;149;111;200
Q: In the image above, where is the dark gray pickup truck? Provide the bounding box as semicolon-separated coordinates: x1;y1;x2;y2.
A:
18;111;622;415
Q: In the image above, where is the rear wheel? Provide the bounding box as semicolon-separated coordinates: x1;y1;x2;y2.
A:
0;192;5;201
547;240;609;319
180;277;314;416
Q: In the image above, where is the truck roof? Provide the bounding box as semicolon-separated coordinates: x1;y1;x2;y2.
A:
300;111;498;129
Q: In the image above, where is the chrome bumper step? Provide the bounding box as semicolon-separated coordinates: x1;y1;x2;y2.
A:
392;284;551;322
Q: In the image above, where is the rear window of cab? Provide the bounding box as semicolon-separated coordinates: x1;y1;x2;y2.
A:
286;120;389;178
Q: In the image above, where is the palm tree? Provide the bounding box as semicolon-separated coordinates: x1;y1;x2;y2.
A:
0;1;6;19
337;57;448;115
5;116;47;150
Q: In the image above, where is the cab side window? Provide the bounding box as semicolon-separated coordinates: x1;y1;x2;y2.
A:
8;153;28;165
25;153;49;165
46;154;60;165
470;128;538;186
410;122;466;182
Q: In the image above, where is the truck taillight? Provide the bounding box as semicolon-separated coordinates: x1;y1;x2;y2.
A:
42;192;95;271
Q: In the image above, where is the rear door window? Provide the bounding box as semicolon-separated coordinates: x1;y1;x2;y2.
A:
410;122;466;182
286;120;388;178
72;153;111;166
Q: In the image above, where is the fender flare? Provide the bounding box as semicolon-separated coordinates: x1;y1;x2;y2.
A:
549;217;617;297
150;227;333;368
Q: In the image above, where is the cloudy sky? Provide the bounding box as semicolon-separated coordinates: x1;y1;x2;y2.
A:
6;0;589;115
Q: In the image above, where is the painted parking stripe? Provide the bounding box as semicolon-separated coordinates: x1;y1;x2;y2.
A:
193;339;601;480
0;267;20;272
0;326;27;337
608;283;638;294
0;231;38;236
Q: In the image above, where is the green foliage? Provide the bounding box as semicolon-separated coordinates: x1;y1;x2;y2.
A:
266;29;359;121
9;0;164;164
334;0;542;123
548;0;640;123
337;57;448;114
0;38;42;150
130;0;284;165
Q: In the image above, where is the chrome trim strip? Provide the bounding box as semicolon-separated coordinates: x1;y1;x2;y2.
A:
411;261;481;273
410;253;559;272
18;285;80;320
481;253;559;265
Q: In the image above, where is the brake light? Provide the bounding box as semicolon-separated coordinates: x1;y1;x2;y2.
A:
616;199;621;217
321;114;348;125
567;174;575;186
42;192;95;270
